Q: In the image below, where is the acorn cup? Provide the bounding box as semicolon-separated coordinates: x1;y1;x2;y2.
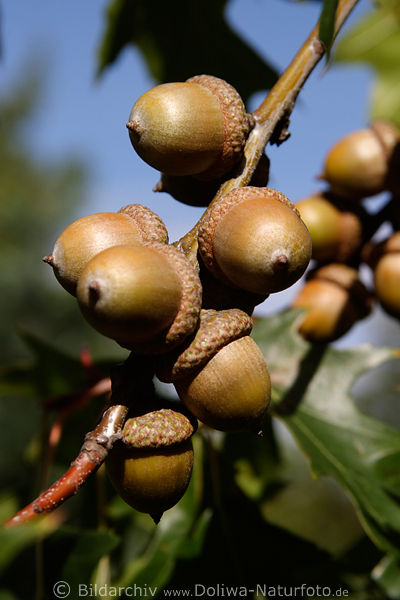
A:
198;187;312;295
292;263;373;343
76;242;202;354
127;75;254;180
199;260;268;315
44;205;168;295
368;232;400;319
321;120;400;200
106;407;197;523
156;309;271;433
296;192;363;263
154;153;270;207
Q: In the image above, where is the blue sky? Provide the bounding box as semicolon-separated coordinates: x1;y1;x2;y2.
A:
2;0;399;347
2;0;374;230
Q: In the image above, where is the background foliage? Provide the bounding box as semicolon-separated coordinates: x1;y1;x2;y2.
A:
1;1;400;599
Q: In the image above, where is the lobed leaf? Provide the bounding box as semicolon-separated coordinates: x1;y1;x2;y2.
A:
253;310;400;558
334;3;400;127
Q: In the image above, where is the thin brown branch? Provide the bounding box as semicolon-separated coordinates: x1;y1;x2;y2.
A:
5;355;155;527
41;378;112;487
5;402;128;527
176;0;359;262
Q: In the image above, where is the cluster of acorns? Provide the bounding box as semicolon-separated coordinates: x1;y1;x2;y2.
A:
44;74;399;521
293;120;400;342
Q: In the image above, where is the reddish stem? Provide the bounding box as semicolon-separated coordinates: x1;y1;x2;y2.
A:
5;355;156;527
5;401;128;527
42;378;111;483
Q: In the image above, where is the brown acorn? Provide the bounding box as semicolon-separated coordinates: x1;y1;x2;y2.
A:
321;121;400;199
296;192;363;262
198;187;312;295
157;309;271;432
44;206;168;295
106;408;196;523
292;263;373;342
127;75;254;180
154;153;270;207
371;232;400;318
76;242;202;354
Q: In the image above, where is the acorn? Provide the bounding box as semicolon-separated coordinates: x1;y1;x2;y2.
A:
157;309;271;432
296;192;363;262
292;263;373;342
154;153;270;207
198;187;312;295
199;260;267;315
106;407;196;522
321;121;400;199
370;232;400;318
44;205;168;295
76;242;202;354
127;75;254;180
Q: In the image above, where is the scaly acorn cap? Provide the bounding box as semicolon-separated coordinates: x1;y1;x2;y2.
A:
157;308;253;383
118;204;169;244
157;308;270;433
157;311;270;433
198;186;312;294
186;75;254;180
136;243;203;354
122;408;197;449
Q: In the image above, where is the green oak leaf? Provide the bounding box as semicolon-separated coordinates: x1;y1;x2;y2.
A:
334;3;400;127
0;510;60;574
60;528;120;591
252;310;400;558
319;0;338;61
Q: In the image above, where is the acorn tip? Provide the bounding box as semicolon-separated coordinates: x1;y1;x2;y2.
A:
272;254;289;272
42;254;54;266
150;511;163;524
88;281;101;305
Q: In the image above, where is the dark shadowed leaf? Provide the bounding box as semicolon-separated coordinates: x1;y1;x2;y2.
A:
97;0;278;103
0;512;60;574
18;329;88;397
61;528;120;589
372;554;400;599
